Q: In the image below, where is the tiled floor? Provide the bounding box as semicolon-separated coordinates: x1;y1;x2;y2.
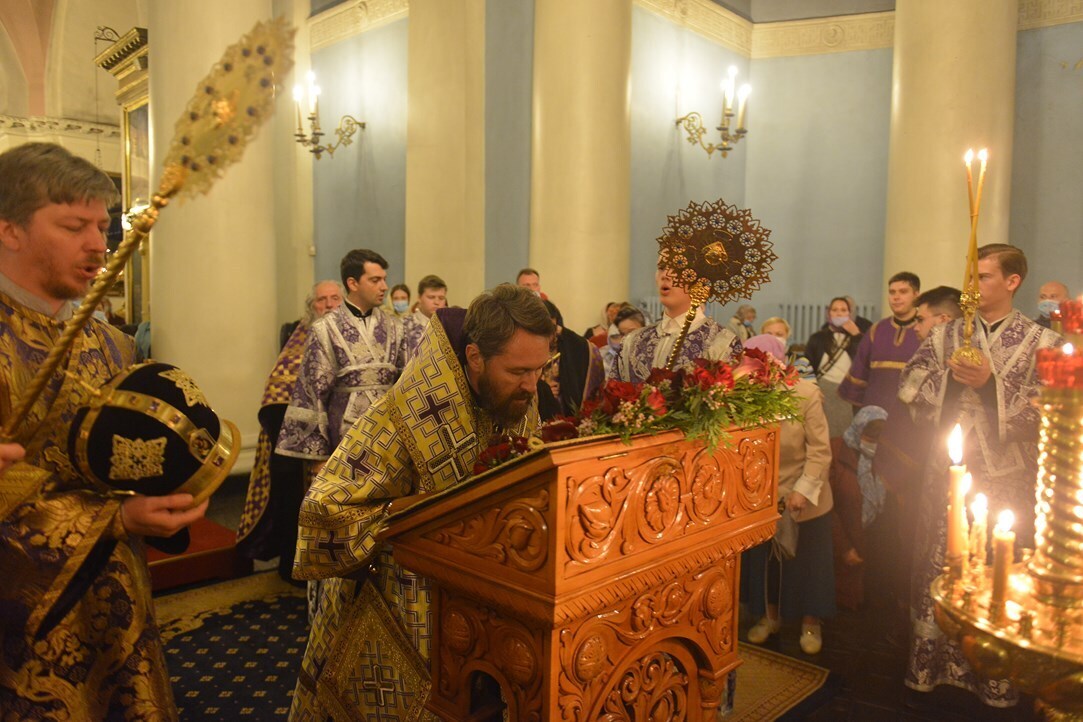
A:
208;475;1042;720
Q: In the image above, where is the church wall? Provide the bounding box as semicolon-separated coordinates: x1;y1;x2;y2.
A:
0;27;29;117
741;46;893;331
629;5;750;315
1010;21;1083;301
483;0;534;291
310;18;409;288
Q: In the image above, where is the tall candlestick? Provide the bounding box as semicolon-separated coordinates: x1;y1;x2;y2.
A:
736;84;751;132
292;85;304;133
947;425;969;568
970;493;988;581
992;509;1015;604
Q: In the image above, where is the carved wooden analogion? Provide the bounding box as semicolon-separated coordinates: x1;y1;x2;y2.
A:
383;427;779;721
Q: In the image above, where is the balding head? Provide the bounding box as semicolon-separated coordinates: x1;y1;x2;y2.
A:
1039;281;1069;303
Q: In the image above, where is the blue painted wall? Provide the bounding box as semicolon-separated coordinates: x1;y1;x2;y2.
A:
484;0;535;289
630;6;751;312
311;19;409;286
1011;22;1083;305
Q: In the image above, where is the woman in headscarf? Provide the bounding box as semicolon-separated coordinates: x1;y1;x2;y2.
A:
829;406;887;610
805;297;864;438
739;334;835;655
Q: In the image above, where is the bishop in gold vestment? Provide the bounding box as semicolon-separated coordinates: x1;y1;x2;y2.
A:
0;282;176;719
290;305;544;721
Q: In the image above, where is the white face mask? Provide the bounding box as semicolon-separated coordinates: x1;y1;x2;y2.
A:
859;440;878;458
392;300;409;314
830;315;850;328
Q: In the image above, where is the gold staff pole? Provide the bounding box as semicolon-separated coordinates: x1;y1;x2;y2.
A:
952;148;987;367
665;287;710;371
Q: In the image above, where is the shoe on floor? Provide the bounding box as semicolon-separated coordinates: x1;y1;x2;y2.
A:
747;616;781;644
800;623;822;654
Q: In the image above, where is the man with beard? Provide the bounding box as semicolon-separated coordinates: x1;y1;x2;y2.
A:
0;142;206;717
289;284;554;721
612;261;741;383
237;280;344;582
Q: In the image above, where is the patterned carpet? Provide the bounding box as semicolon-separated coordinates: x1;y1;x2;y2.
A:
155;573;307;719
156;573;836;720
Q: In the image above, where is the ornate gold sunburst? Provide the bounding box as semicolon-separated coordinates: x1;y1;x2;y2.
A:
657;199;776;306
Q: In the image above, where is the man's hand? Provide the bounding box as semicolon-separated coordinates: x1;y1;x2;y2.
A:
786;491;809;514
948;355;992;389
121;493;208;537
0;442;26;474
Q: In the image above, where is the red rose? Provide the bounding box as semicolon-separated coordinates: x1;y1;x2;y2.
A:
646;367;681;387
688;358;735;391
541;419;579;443
645;388;668;416
601;380;642;414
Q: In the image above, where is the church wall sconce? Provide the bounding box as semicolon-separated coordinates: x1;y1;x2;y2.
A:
676;65;750;159
292;71;364;160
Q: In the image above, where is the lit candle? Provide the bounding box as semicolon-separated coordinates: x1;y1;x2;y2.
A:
736;84;751;132
946;425;969;565
970;493;988;576
964;149;975;216
723;66;737;115
292;85;304;132
992;509;1015;604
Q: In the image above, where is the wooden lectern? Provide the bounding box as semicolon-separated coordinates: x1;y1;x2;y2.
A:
383;426;779;721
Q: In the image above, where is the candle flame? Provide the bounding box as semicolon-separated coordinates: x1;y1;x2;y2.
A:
997;509;1015;532
978;148;988;162
948;424;964;465
738;84;752;100
964;149;974;164
972;493;987;515
1065;342;1075;355
962;472;972;496
292;85;303;102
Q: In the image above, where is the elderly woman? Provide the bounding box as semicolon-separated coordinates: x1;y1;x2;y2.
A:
740;334;835;655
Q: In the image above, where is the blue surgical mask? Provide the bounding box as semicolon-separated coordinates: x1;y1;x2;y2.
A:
830;315;850;328
743;319;753;327
1038;300;1060;318
392;300;409;314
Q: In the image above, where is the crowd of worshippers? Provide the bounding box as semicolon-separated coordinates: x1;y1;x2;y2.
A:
1;143;1073;719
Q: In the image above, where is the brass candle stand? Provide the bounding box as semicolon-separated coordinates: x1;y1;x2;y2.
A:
933;302;1083;719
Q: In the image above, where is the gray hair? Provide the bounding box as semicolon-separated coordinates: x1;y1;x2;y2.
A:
0;143;119;226
301;279;345;326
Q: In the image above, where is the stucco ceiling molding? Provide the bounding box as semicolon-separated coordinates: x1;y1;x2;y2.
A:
310;0;409;52
750;12;894;59
1018;0;1083;30
0;114;120;139
636;0;754;56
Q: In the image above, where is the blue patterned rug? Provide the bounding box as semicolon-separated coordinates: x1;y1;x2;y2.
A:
156;572;307;719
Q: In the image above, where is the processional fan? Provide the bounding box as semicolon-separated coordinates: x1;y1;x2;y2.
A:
0;18;294;501
656;199;777;370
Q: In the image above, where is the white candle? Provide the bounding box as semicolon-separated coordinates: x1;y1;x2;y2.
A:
947;425;968;562
736;84;751;131
292;85;304;132
992;509;1015;604
970;493;988;573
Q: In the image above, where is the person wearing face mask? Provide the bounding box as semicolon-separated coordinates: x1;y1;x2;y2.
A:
401;275;448;362
804;297;863;437
1035;280;1069;329
389;283;411;317
727;304;757;342
828;407;887;611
